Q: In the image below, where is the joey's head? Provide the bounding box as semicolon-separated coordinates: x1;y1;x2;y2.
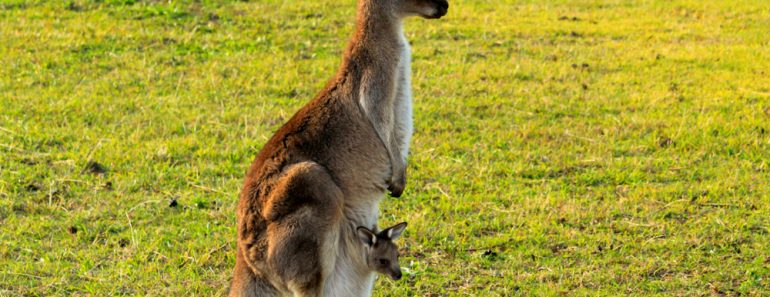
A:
357;222;407;280
395;0;449;19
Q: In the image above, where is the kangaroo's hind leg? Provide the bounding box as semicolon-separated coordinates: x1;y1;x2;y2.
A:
229;247;281;297
263;161;345;297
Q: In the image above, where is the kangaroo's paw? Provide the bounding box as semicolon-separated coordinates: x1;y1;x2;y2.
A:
387;172;406;198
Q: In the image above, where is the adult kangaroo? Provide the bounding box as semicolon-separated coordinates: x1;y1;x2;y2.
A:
230;0;448;296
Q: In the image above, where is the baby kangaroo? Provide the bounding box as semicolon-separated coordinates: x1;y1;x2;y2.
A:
356;222;408;281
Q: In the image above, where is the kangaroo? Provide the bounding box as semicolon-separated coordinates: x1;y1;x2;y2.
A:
230;1;448;296
356;222;408;281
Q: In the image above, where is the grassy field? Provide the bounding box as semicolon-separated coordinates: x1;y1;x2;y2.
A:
1;0;769;295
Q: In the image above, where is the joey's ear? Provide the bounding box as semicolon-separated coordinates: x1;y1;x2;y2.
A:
383;222;407;240
356;226;377;247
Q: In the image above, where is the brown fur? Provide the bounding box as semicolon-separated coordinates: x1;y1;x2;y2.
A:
230;1;448;296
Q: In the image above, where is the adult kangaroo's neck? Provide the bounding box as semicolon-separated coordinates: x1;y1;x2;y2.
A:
345;0;405;67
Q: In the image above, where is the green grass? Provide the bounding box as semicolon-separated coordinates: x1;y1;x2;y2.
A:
1;0;769;295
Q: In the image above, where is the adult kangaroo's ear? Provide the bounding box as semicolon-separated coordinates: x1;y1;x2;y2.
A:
384;222;407;240
357;226;377;247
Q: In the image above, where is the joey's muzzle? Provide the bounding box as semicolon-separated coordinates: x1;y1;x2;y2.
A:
389;269;403;280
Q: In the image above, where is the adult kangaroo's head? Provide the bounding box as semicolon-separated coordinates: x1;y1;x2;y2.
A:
357;222;408;280
396;0;449;19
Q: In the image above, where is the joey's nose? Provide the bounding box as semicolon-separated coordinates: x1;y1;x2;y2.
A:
391;270;402;280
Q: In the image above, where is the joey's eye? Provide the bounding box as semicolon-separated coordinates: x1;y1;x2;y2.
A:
379;259;390;266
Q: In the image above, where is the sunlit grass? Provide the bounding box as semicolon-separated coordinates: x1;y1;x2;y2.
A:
1;0;768;296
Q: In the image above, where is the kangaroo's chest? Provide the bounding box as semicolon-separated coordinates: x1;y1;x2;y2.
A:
394;32;414;163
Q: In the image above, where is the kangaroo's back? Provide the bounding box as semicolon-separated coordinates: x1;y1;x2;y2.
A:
240;77;390;199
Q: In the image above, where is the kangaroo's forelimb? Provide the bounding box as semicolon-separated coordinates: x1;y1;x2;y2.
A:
357;59;407;197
